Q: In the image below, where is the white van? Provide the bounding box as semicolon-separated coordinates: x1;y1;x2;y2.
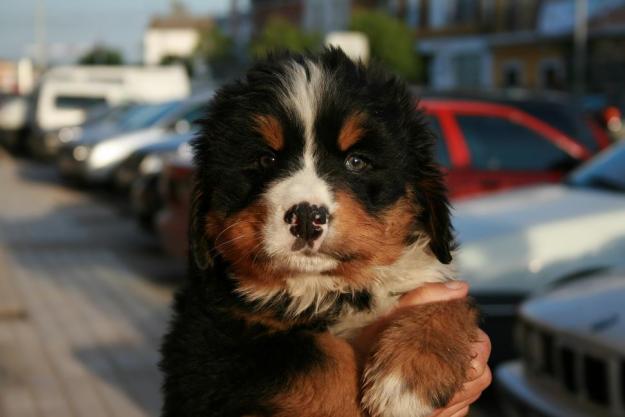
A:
31;65;190;133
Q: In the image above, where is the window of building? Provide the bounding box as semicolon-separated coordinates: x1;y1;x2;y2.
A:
453;53;482;88
539;58;566;90
457;115;576;171
429;0;479;27
502;61;524;88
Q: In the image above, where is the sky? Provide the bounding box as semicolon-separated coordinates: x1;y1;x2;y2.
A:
0;0;250;64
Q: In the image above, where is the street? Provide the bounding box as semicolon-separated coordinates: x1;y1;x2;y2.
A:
0;150;182;417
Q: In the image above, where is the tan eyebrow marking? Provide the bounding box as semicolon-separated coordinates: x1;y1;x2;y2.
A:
338;113;366;151
254;114;284;151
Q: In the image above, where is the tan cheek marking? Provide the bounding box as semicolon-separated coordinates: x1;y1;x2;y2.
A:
254;114;284;151
205;203;289;288
338;113;366;151
329;190;416;275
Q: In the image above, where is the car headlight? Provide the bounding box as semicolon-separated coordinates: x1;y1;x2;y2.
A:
88;142;129;170
72;145;89;161
59;126;82;143
139;154;164;175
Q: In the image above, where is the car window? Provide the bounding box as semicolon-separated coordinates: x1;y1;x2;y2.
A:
181;105;205;124
120;101;180;131
55;96;108;111
513;101;598;152
457;115;577;171
427;116;451;168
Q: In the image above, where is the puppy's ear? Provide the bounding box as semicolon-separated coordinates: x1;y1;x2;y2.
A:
414;173;454;265
189;183;213;271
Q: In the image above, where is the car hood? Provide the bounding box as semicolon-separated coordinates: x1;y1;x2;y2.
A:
77;122;130;145
522;271;625;351
453;184;625;294
134;131;193;156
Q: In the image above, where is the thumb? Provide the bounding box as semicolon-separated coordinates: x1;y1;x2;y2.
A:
398;281;469;308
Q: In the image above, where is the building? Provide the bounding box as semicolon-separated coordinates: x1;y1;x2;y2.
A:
143;1;214;66
379;0;625;92
0;59;35;95
250;0;352;35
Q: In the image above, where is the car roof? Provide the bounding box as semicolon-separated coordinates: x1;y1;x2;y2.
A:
413;87;577;106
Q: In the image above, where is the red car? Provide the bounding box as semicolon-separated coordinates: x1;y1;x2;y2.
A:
155;94;610;259
421;95;609;199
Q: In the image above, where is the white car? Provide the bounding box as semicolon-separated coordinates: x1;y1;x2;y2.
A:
58;91;212;183
496;269;625;417
453;141;625;363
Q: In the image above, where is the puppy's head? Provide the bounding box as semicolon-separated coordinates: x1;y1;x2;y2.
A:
191;49;453;298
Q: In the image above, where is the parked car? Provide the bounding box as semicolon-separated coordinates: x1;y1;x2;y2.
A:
156;154;194;259
116;131;194;230
27;103;136;159
116;130;194;191
496;268;625;417
0;94;29;151
420;91;609;199
58;91;211;184
454;140;625;363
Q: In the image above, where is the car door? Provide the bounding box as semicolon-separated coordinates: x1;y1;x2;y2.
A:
446;104;591;199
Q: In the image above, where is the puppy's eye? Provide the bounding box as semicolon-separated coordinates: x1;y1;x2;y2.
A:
345;154;370;172
259;153;277;169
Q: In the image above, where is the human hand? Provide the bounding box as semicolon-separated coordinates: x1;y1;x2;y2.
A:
350;281;492;417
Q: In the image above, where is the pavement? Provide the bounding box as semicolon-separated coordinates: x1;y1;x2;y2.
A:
0;151;182;417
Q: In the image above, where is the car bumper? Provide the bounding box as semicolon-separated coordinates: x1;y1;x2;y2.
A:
58;153;110;183
496;362;607;417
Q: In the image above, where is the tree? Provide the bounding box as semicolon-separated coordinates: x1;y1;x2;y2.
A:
195;25;236;78
350;10;421;82
250;17;321;58
78;45;124;66
160;55;195;77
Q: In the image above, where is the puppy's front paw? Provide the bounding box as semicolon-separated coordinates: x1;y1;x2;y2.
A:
361;300;478;417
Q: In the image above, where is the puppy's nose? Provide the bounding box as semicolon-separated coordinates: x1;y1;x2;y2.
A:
284;202;329;243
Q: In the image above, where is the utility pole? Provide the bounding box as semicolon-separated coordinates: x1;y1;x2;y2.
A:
573;0;588;96
35;0;47;69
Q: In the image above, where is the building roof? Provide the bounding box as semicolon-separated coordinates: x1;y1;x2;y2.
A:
148;13;213;31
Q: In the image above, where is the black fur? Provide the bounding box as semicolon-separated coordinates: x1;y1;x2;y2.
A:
160;48;454;417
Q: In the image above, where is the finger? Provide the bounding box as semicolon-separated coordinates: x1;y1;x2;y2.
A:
432;393;480;417
462;366;493;399
434;402;472;417
467;330;492;380
398;281;468;307
449;406;470;417
449;366;491;408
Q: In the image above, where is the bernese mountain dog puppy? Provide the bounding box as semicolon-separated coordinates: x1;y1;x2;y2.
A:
160;48;478;417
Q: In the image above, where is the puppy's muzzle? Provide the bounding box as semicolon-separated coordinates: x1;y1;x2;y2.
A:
284;202;329;250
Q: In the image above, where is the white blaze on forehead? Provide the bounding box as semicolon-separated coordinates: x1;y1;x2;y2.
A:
279;60;325;168
267;59;335;212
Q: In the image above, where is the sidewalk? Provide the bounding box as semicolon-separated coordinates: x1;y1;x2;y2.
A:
0;152;177;417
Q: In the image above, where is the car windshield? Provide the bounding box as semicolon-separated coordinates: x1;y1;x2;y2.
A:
118;101;181;131
567;142;625;192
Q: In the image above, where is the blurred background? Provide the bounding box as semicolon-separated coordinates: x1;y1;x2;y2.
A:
1;1;624;416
